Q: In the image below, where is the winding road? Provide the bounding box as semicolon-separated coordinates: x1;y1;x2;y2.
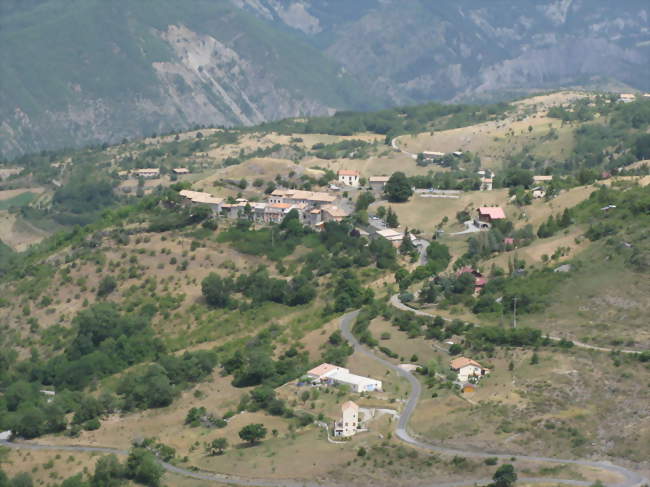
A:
389;294;645;355
1;310;646;487
338;310;648;487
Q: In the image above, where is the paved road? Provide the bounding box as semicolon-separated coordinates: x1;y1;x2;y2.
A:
338;311;648;487
389;294;645;355
1;310;645;487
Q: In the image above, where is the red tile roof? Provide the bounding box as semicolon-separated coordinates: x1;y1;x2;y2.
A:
477;207;506;220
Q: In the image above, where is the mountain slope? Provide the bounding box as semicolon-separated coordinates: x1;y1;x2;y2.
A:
0;0;372;157
239;0;650;102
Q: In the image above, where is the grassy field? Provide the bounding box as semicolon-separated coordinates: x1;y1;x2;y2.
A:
393;91;589;170
370;188;511;235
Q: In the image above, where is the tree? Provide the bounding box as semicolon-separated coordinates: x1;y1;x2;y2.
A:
399;227;416;255
493;464;517;487
386;207;399;228
14;407;45;439
355;191;375;211
376;206;387;219
425;241;451;273
384;171;413;202
10;474;33;487
92;454;125;487
97;276;117;298
239;423;267;445
207;437;228;455
126;448;164;487
201;273;232;308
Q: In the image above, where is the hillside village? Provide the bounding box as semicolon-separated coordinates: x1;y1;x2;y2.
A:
0;91;649;487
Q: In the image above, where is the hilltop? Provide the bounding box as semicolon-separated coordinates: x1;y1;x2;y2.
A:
2;0;650;156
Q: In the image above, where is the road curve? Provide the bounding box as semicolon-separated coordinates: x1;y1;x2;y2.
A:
389;294;645;355
0;311;645;487
338;310;648;487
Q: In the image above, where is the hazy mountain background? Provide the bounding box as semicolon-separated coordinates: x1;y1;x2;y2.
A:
2;0;649;157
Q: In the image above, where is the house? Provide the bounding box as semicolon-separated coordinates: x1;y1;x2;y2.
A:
480;178;493;191
179;190;223;213
268;189;336;207
321;204;349;223
338;170;360;187
475;207;506;228
334;401;359;438
619;93;636;103
307;363;382;393
262;202;307;224
369;176;390;192
376;228;415;248
456;267;486;294
533;175;553;184
422;151;445;161
172;167;190;175
531;186;546;199
504;237;515;247
450;357;489;382
133;168;160;179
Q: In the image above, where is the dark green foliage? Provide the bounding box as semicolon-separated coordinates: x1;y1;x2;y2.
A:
385;172;413;202
492;464;517;487
333;270;373;312
385;207;399;228
239;423;267;444
92;454;126;487
355;191;375;211
126;448;164;487
425;242;451;273
466;326;543;352
96;275;117;298
201;273;232;308
51;176;116;226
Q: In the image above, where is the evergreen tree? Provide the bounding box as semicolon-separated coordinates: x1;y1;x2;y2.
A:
386;207;399;228
384;171;413;202
399;227;416;254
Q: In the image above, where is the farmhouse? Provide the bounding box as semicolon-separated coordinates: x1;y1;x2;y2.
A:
179;190;223;213
333;401;359;438
619;93;636;103
376;228;415;248
269;189;336;207
422;151;445;161
369;176;390;192
321;204;350;223
480;177;493;191
532;186;546;199
338;169;360;187
533;175;553;183
450;357;489;382
307;363;382;393
172;167;190;175
475;207;506;228
133;168;160;179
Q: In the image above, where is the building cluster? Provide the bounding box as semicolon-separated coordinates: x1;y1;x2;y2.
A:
179;187;350;228
307;363;382;393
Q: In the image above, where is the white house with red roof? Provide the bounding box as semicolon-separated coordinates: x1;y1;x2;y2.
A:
306;363;382;393
450;357;489;382
338;169;360;187
475;207;506;228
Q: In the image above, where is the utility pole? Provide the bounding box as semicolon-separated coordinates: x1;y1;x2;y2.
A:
513;296;518;328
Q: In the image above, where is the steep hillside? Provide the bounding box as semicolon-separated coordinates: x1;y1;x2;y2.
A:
239;0;650;102
3;0;650;158
0;0;372;157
